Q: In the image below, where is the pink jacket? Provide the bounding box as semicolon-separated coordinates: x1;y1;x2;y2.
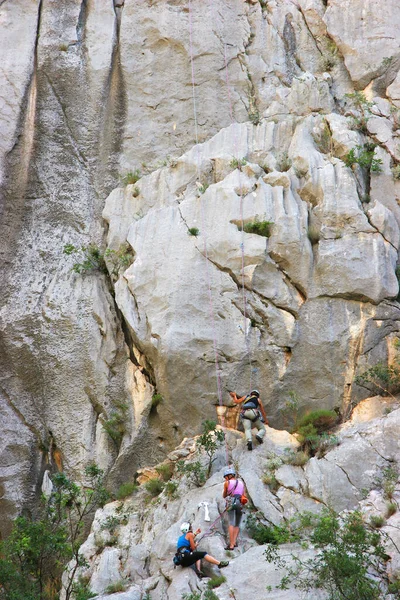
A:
227;478;244;496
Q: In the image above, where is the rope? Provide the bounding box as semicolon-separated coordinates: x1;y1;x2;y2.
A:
188;0;230;466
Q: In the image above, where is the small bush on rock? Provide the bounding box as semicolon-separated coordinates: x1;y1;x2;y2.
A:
240;219;273;238
122;169;141;185
105;581;127;594
344;144;383;173
176;460;207;487
144;478;165;497
207;575;226;589
116;482;138;500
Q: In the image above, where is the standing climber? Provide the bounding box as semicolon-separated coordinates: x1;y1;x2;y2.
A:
229;389;268;450
175;522;229;578
222;466;247;550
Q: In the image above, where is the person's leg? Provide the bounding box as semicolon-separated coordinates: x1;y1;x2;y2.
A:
204;554;229;568
232;507;242;546
255;419;266;442
242;418;252;442
228;525;235;548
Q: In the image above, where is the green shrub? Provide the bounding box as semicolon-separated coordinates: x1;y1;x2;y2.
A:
144;478;165;497
64;243;107;275
0;465;108;600
345;92;373;133
246;513;289;545
262;471;279;492
229;157;247;170
72;577;96;600
155;463;174;482
196;420;225;476
164;480;179;499
176;459;207;487
355;363;400;398
344;144;383;173
296;409;337;433
198;183;209;194
116;482;138;500
281;391;300;430
203;591;220;600
188;227;200;237
100;515;122;533
105;581;127;594
284;450;309;467
369;514;385;528
182;593;201;600
276;152;292;172
207;574;226;589
241;219;273;238
102;401;128;447
312;121;332;154
122;169;141;185
392;164;400;180
265;508;387;600
386;502;397;518
382;465;398;499
151;393;163;409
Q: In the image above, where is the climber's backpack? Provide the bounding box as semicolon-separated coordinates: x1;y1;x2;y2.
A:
173;547;188;567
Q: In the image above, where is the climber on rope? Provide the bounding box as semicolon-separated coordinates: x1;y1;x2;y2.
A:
174;522;229;578
229;389;268;451
222;466;248;550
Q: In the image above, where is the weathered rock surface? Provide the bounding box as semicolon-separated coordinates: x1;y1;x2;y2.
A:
1;0;400;541
66;407;400;599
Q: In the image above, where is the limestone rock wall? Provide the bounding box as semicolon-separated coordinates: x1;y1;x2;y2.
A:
1;0;400;535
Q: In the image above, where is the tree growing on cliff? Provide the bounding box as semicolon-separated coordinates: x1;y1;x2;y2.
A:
0;465;108;600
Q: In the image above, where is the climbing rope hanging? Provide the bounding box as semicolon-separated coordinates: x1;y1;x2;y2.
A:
188;0;229;465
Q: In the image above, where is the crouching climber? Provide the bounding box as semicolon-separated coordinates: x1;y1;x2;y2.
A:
229;389;268;450
174;522;229;578
222;466;247;550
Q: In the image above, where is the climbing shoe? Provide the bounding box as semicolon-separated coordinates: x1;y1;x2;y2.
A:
196;570;206;579
247;441;252;451
256;435;264;444
218;561;229;569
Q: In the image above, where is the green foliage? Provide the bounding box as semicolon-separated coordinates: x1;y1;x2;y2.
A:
151;393;163;409
246;513;290;545
281;391;300;430
196;420;225;476
262;471;279;492
198;183;209;194
240;219;273;238
265;509;388;599
296;409;337;433
155;463;174;482
355;363;400;398
176;459;207;488
386;502;397;518
295;411;338;457
276;151;292;172
71;577;96;600
207;575;226;589
283;449;309;467
105;581;127;594
229;157;247;170
182;593;201;600
382;465;398;499
164;480;179;499
345;92;373;133
344;144;383;173
102;400;128;447
369;515;385;528
392;164;400;180
63;243;133;278
312;120;332;154
188;227;200;237
307;225;320;244
122;169;141;185
116;481;138;500
203;591;220;600
144;477;165;497
0;465;108;600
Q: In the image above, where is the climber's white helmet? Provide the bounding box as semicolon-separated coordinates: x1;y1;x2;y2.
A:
180;522;191;533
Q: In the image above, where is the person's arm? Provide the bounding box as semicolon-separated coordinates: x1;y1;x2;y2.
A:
222;480;229;498
259;400;268;424
187;532;197;551
229;391;246;405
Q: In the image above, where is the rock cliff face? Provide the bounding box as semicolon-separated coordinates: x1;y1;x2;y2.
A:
1;0;400;539
66;402;400;600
